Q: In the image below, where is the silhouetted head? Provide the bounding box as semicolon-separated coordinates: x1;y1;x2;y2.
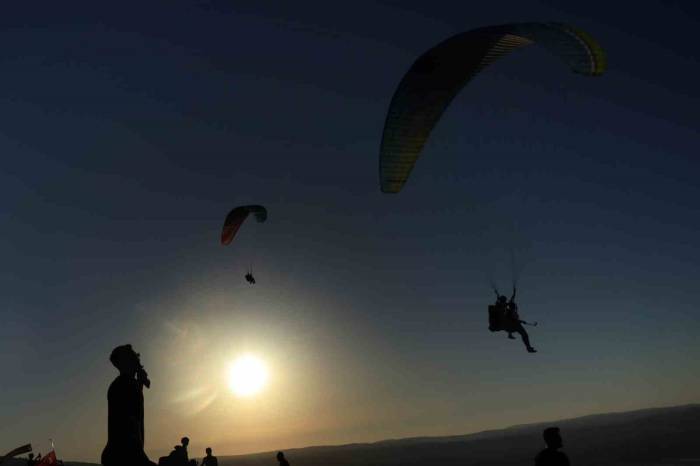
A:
28;453;34;460
497;295;507;304
181;437;190;447
277;452;285;461
206;447;212;456
543;427;563;449
110;344;141;376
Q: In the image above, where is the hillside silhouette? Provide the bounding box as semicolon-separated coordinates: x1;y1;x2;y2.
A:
213;404;700;466
4;404;697;466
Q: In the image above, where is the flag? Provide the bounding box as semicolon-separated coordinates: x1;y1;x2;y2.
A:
36;450;57;466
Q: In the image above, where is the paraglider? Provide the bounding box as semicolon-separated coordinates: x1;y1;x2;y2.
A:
244;270;256;285
489;286;537;353
221;205;267;284
379;22;606;193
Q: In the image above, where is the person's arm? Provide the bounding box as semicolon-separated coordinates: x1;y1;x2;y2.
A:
510;287;517;302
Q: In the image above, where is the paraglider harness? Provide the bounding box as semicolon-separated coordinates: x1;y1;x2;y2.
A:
488;303;504;332
488;301;506;332
244;264;256;285
488;286;536;332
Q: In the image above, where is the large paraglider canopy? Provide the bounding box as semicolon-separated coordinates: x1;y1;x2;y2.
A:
221;205;267;246
379;22;606;194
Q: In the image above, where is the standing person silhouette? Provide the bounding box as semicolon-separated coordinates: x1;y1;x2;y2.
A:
201;448;218;466
276;452;289;466
535;427;570;466
101;344;156;466
172;438;190;466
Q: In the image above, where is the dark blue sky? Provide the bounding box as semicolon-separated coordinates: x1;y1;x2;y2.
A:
1;1;699;462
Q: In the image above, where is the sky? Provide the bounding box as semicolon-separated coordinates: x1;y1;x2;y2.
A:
1;0;699;462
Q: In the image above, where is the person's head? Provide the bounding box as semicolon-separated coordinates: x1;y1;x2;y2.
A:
498;295;507;304
206;448;212;456
543;427;563;449
110;344;141;376
28;453;34;460
181;437;190;447
276;452;285;461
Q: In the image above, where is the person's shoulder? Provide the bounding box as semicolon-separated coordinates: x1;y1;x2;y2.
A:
535;449;548;461
108;375;138;392
536;449;563;465
539;450;569;466
108;376;125;394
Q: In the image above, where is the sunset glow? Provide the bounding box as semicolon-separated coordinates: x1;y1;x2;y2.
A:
227;355;268;397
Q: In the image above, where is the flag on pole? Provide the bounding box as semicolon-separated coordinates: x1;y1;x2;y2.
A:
36;450;57;466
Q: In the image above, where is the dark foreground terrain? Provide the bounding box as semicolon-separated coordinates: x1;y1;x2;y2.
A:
6;404;699;466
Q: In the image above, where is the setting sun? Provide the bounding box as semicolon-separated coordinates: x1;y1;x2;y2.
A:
227;355;268;397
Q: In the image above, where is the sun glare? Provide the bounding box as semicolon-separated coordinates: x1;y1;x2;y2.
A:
227;355;268;397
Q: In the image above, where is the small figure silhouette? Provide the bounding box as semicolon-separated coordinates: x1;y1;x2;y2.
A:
27;453;35;466
245;272;256;285
490;287;537;353
101;344;157;466
276;452;289;466
201;448;218;466
170;438;190;466
159;437;190;466
535;427;570;466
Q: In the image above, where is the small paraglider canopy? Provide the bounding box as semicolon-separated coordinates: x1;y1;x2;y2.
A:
221;205;267;246
379;22;606;193
220;205;267;285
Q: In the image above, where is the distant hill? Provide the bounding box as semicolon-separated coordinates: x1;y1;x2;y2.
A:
216;404;700;466
5;404;698;466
